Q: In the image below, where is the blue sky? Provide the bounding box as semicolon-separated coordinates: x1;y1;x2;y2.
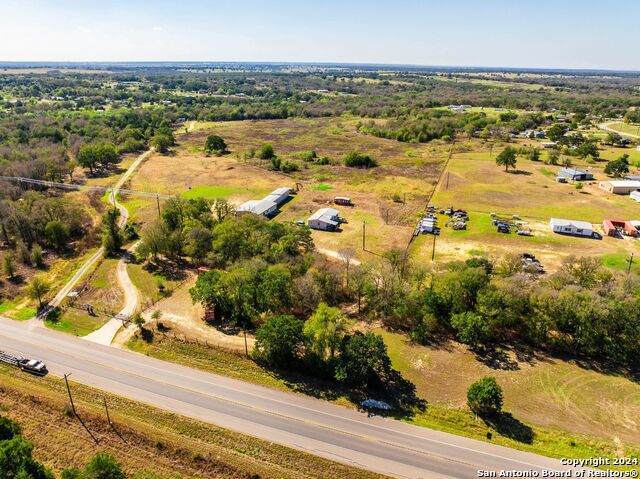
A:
1;0;638;70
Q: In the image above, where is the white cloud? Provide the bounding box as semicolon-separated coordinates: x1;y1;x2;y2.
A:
76;25;92;33
152;26;163;31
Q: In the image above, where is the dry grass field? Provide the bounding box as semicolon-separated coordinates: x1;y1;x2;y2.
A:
128;117;447;259
378;330;640;445
0;364;383;479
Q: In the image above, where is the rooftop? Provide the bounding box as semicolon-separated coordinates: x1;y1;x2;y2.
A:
309;207;340;224
550;218;593;229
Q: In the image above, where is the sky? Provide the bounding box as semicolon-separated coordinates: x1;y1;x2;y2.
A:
1;0;639;70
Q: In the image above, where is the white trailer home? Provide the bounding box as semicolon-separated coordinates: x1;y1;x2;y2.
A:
549;218;597;238
308;207;340;231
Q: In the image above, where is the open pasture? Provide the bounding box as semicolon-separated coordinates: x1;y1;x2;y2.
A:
130;117;447;257
417;141;640;269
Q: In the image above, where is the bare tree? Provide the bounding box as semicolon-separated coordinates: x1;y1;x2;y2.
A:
338;247;356;290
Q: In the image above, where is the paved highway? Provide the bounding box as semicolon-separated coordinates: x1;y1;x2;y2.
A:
0;318;584;479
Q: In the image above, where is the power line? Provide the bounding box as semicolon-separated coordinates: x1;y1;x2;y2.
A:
0;176;176;200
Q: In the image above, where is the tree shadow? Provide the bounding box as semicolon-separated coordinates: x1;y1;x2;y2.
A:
261;362;426;418
480;412;534;444
508;169;532;176
474;347;520;371
143;259;188;281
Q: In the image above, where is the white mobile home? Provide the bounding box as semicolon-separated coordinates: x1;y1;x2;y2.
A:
237;199;278;217
599;180;640;195
631;190;640;202
264;187;292;206
308;208;340;231
549;218;596;238
236;186;291;217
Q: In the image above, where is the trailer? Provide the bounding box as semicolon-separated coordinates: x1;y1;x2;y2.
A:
0;350;48;376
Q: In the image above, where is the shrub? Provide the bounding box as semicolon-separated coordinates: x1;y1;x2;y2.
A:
298;150;317;161
344;151;377;168
30;245;44;268
280;160;300;173
257;143;275;160
467;376;503;415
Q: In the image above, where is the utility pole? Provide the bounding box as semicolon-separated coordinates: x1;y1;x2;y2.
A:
362;221;366;251
64;374;99;444
628;253;634;274
489;143;494;159
103;397;126;443
243;328;248;357
156;193;161;220
431;234;436;261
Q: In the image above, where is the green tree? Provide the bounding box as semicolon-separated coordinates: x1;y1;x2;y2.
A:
27;276;50;309
3;254;16;280
62;453;125;479
101;209;122;257
77;143;118;173
604;154;630;177
451;311;492;347
495;146;517;171
204;135;227;155
184;226;213;264
0;435;54;479
151;133;174;154
526;148;540;162
257;143;275;160
44;220;69;251
253;315;304;368
575;141;599;160
546;123;569;142
137;221;170;261
303;302;348;360
335;332;392;389
546;149;560;165
605;132;623;146
467;376;503;416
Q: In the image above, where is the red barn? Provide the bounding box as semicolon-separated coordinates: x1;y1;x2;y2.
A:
603;219;638;237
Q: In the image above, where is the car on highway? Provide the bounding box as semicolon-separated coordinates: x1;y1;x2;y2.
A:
18;358;48;376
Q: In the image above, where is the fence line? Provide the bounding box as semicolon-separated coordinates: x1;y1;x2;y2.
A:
0;176;175;200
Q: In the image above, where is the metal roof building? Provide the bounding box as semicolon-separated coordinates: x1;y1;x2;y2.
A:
308;207;340;231
236;187;291;217
599;180;640;195
549;218;595;238
557;167;594;181
237;199;278;217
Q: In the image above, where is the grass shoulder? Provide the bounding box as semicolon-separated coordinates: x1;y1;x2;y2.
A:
0;364;384;479
126;335;640;469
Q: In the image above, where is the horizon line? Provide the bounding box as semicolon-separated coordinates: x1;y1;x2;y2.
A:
1;60;639;74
